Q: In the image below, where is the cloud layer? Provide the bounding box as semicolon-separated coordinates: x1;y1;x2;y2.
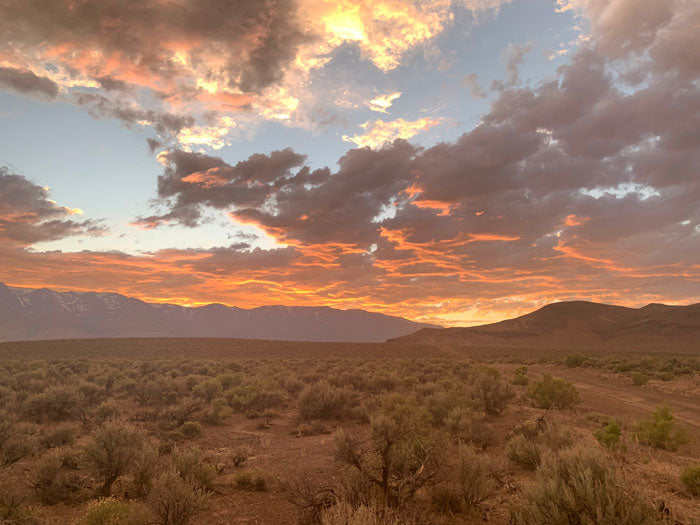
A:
0;0;698;325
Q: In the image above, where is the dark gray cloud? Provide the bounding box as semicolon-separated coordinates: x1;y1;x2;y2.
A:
0;0;309;93
74;92;195;137
0;66;59;99
0;167;105;244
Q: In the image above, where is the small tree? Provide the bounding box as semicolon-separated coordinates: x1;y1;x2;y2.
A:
83;422;148;496
334;395;446;506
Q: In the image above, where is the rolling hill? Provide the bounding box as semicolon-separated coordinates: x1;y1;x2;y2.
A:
0;283;437;343
389;301;700;352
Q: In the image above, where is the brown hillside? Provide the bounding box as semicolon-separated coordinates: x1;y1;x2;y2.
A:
389;301;700;352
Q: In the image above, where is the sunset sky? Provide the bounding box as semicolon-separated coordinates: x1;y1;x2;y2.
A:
1;0;699;326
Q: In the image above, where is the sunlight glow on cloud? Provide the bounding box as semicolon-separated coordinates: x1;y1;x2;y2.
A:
367;92;402;113
342;117;442;148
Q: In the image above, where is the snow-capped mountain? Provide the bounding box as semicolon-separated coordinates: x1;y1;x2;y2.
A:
0;283;438;342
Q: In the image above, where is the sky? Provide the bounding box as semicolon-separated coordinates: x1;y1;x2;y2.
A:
0;0;699;326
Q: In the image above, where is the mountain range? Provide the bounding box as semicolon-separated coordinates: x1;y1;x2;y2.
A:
0;283;437;343
390;300;700;352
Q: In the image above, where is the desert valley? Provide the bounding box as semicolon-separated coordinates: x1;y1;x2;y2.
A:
1;0;699;523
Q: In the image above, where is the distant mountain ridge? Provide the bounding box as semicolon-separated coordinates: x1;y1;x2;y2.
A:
0;283;438;343
390;300;700;352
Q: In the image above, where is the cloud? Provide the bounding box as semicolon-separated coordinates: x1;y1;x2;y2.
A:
0;66;59;99
501;42;532;85
462;73;486;99
0;167;106;244
367;92;402;113
342;117;442;148
0;0;509;147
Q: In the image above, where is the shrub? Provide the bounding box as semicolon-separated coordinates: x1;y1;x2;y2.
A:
527;374;581;409
231;445;251;467
470;370;514;416
0;482;40;524
82;498;150;525
431;485;463;515
172;446;217;492
507;423;571;470
335;397;446;507
512;366;529;386
680;464;700;497
631;372;649;386
634;404;690;451
454;445;495;510
23;386;83;422
511;447;658;524
1;423;36;466
506;434;541;470
320;501;404;525
34;451;83;504
298;382;352;421
41;424;78;448
233;470;268;491
564;354;586;368
131;444;160;498
83;422;148;496
203;398;231;425
91;401;121;424
179;421;202;438
191;379;222;403
148;471;207;525
594;419;623;450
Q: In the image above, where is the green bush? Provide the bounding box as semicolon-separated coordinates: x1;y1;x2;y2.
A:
512;366;528;386
527;374;581;409
511;447;658;524
631;372;649;386
594;419;623;450
680;464;700;496
634;404;690;451
82;498;150;525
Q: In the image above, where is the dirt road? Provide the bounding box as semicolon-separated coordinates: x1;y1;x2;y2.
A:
494;364;699;435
